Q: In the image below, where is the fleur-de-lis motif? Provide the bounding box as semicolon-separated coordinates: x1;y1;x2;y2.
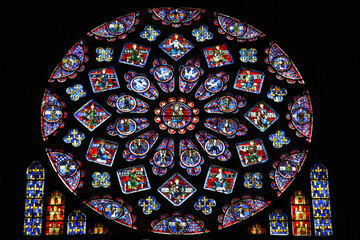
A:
269;130;290;148
267;85;287;103
91;172;111;188
239;48;257;63
244;172;263;189
138;196;160;215
63;129;85;147
192;25;213;42
95;47;113;62
66;84;87;101
194;196;216;215
140;25;161;42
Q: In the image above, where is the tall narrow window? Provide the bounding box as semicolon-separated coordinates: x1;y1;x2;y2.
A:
269;209;289;236
23;161;45;236
45;191;65;235
291;190;311;236
67;210;86;235
310;163;333;236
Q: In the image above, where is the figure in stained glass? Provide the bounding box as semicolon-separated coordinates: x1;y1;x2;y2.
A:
203;44;234;68
119;43;150;67
159;33;194;61
117;165;151;194
36;6;318;238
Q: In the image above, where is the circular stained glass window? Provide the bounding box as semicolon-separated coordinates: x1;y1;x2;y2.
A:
40;7;313;237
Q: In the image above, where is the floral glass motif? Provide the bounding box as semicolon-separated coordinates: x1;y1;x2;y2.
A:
243;172;263;189
63;129;85;147
24;162;45;236
269;130;290;148
37;6;317;238
95;47;114;62
194;196;216;215
140;25;161;42
269;210;289;235
310;163;333;236
67;210;86;235
192;25;213;42
239;48;257;63
66;84;87;101
138;196;161;215
92;172;111;188
267;84;287;102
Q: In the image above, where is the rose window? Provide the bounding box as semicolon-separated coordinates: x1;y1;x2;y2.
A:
39;7;314;237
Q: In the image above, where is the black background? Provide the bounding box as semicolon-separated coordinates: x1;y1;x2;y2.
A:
2;0;357;239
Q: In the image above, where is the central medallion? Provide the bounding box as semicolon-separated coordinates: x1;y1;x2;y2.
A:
154;97;199;134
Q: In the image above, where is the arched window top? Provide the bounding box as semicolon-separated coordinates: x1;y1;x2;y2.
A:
26;161;45;180
291;190;309;205
310;163;328;180
68;209;86;221
269;209;288;221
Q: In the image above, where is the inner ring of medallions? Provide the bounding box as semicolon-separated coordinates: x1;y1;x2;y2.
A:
161;103;193;129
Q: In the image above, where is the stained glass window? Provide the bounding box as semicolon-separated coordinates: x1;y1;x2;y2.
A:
23;162;45;236
310;162;333;236
45;191;65;235
290;190;311;236
248;222;266;235
15;4;341;240
89;222;108;234
269;209;289;236
67;210;86;235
